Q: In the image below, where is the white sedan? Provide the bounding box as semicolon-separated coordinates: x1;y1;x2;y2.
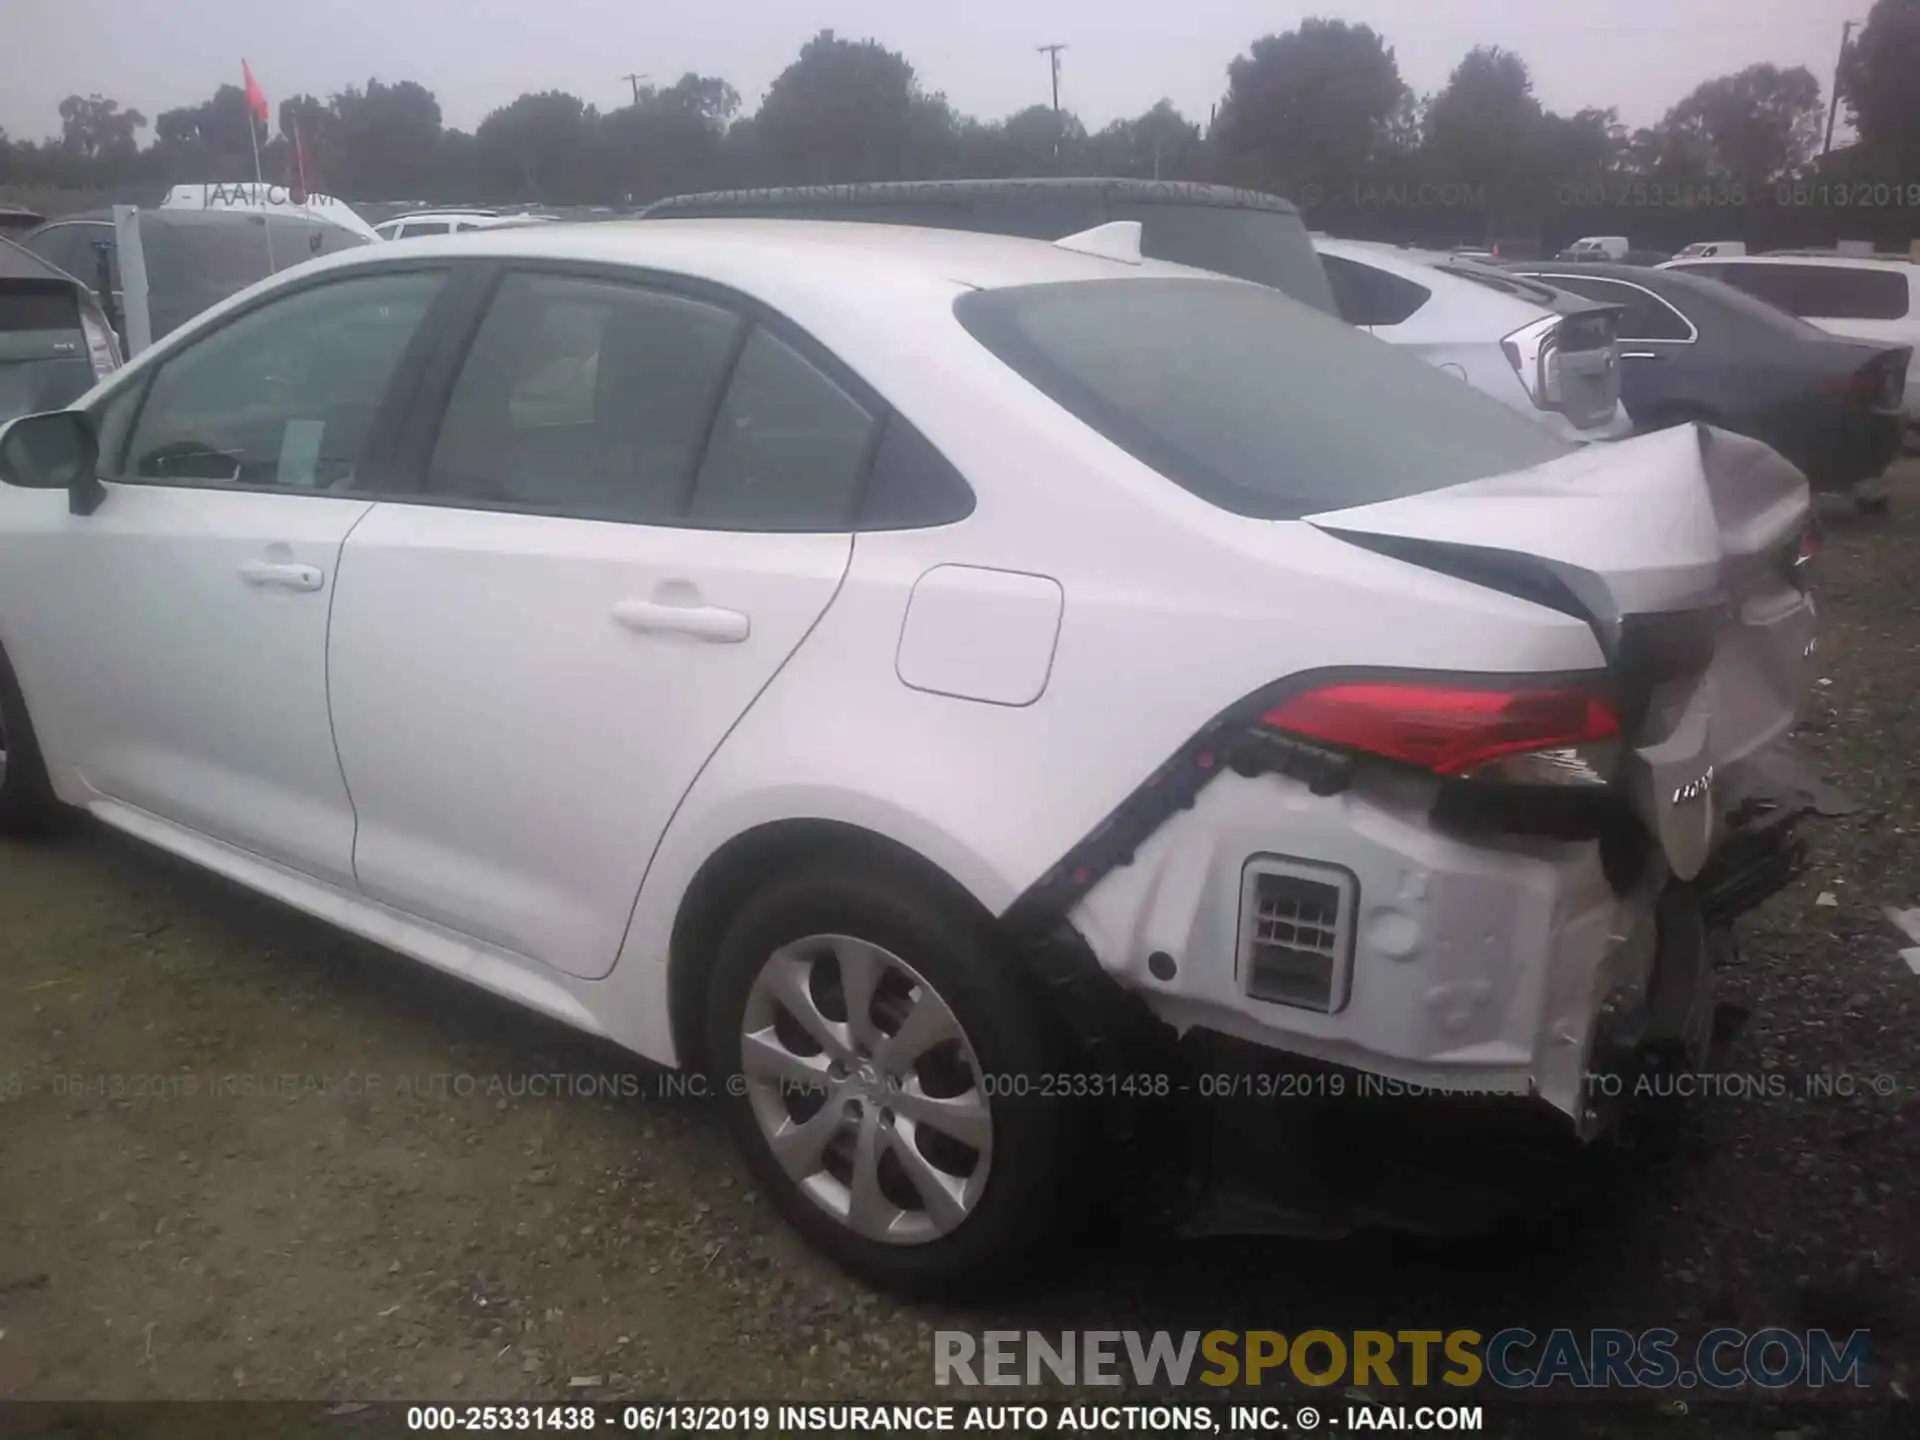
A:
0;219;1826;1292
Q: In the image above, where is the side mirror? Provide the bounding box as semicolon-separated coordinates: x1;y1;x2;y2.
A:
0;410;105;516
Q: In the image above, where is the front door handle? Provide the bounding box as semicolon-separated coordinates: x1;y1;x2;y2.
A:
239;560;324;592
612;599;750;643
1620;350;1661;360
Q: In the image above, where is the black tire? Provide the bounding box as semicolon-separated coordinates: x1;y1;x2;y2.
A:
1854;492;1892;516
0;644;59;835
702;859;1080;1296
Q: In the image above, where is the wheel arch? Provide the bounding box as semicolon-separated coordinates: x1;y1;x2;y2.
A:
665;817;1007;1072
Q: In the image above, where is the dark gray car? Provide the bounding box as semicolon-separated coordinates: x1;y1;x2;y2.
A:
639;178;1340;318
1512;261;1908;497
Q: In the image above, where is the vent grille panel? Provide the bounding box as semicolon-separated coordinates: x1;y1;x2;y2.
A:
1238;860;1357;1012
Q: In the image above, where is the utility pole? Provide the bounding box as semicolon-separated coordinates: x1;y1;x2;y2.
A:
1036;44;1066;115
1822;20;1855;156
621;72;650;105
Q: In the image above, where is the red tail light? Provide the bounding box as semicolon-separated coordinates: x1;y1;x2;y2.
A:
1262;681;1621;778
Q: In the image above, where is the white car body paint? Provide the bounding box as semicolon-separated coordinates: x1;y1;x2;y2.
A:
327;504;852;981
0;220;1814;1129
895;566;1064;706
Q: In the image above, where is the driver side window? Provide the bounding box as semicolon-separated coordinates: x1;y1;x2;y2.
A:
121;269;445;490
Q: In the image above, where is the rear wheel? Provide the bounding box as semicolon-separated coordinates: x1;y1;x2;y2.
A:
0;646;59;835
703;861;1078;1295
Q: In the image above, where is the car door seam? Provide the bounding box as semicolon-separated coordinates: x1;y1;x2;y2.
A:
607;532;859;970
326;500;381;887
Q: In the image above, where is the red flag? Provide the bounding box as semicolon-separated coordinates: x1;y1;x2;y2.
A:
242;60;269;124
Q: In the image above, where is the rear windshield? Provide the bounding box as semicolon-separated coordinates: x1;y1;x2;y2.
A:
956;278;1572;519
1108;202;1337;315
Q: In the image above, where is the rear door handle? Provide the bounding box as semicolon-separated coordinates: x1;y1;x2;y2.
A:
239;560;324;592
612;599;750;643
1621;350;1661;360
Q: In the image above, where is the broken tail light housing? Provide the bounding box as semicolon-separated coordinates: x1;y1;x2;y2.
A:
1261;679;1623;787
1501;314;1563;411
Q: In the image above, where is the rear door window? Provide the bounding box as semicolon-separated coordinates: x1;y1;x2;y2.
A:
428;272;744;520
956;277;1570;520
688;326;880;529
1318;254;1430;326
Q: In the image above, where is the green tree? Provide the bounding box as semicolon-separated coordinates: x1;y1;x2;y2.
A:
333;79;445;198
151;85;261;178
1840;0;1920;168
1086;99;1203;179
602;73;740;203
474;91;600;201
1213;20;1409;199
753;30;923;183
1655;63;1822;184
57;94;148;171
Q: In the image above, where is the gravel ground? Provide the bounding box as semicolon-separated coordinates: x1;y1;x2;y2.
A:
2;462;1917;1437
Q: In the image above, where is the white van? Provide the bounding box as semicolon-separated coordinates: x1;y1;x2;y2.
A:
1558;235;1630;261
158;182;380;242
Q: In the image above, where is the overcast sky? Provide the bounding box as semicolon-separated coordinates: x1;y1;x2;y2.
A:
4;0;1859;143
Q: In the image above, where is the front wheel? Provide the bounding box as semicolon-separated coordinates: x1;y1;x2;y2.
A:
703;862;1079;1295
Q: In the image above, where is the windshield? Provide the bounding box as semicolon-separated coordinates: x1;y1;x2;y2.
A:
956;278;1572;520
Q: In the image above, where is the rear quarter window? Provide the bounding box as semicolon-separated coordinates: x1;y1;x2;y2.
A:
956;277;1571;520
1319;254;1430;326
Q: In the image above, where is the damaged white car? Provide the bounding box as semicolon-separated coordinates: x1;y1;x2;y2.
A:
0;218;1835;1293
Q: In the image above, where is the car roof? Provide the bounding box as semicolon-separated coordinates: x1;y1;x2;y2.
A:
642;177;1302;217
301;217;1226;290
1665;253;1918;273
119;217;1242;374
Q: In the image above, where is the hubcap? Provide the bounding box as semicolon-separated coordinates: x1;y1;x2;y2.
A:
738;934;991;1245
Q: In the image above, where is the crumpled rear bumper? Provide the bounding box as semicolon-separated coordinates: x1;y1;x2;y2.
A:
1020;740;1852;1239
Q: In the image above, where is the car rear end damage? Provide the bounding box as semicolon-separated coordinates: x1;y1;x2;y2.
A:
1003;422;1841;1235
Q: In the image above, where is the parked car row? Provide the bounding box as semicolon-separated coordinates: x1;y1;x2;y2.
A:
374;209;558;240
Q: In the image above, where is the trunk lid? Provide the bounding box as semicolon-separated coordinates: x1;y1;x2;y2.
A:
1304;424;1816;879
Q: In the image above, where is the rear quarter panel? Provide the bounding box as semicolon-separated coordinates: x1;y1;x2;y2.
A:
602;300;1609;1064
